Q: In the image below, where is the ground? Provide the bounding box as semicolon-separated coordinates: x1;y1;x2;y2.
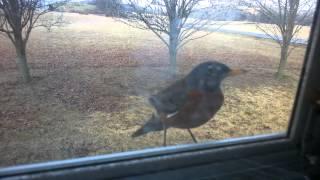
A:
0;13;307;167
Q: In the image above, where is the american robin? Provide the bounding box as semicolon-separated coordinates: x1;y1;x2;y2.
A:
132;61;246;146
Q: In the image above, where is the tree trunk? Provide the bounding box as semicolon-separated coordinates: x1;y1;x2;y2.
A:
276;44;289;79
169;18;179;76
15;42;31;83
169;41;177;76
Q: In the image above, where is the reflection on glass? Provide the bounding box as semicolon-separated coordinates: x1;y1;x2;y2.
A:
0;0;316;167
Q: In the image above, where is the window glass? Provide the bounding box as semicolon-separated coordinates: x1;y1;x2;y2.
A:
0;0;316;167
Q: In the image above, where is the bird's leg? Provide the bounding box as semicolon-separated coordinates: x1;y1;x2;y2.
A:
159;113;167;146
163;126;167;146
187;129;198;143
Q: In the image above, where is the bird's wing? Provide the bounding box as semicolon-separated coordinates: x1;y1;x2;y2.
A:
149;79;189;115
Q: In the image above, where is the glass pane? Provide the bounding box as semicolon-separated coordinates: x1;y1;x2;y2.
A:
0;0;316;167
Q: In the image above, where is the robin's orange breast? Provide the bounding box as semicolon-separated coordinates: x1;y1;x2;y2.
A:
165;90;224;129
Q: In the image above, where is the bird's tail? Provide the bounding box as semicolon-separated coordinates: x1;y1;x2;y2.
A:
132;114;163;138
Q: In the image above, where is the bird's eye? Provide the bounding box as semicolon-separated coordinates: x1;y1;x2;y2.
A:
207;65;214;73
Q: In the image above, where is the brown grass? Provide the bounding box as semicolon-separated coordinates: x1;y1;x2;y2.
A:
0;13;307;167
211;21;310;40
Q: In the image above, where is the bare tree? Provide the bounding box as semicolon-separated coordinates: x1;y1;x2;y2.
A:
0;0;67;83
121;0;230;75
95;0;122;16
253;0;315;78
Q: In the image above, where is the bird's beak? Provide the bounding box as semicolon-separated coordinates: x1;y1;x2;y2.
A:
227;68;247;76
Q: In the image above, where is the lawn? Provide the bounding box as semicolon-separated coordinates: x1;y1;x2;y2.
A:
0;13;307;167
208;21;310;40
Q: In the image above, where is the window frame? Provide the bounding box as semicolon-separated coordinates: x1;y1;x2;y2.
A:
1;1;320;179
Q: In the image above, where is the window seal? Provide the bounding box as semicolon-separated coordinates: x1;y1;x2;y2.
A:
0;133;293;179
287;0;320;145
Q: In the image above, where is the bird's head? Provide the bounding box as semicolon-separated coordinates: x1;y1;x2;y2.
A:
186;61;247;92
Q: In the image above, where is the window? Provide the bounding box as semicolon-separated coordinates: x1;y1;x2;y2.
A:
0;0;319;179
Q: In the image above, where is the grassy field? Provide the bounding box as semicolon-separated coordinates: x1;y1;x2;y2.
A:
58;2;99;14
209;21;310;40
0;13;308;167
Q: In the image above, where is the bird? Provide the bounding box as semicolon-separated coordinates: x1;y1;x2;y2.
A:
132;61;246;146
